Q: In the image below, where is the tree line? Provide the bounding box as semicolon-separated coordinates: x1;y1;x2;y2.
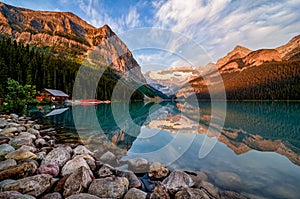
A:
0;37;144;101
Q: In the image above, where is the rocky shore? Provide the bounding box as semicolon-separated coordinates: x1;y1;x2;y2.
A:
0;114;247;199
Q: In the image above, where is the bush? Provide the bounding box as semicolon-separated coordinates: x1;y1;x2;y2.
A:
2;78;39;114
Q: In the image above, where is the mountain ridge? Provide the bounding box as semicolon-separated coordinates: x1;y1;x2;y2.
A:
0;1;145;82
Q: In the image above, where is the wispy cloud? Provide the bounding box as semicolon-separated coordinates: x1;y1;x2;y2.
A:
151;0;300;63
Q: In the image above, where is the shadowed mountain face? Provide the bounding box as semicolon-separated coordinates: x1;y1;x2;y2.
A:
0;2;145;82
176;34;300;100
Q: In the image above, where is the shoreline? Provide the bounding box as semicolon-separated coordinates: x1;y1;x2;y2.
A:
0;113;247;199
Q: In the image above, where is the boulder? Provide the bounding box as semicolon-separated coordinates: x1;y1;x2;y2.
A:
175;188;210;199
0;143;15;156
41;192;62;199
1;174;54;197
63;166;94;197
124;188;147;199
128;158;148;173
99;151;116;165
42;147;71;167
150;181;170;199
162;171;194;194
9;135;34;147
0;191;22;198
61;156;92;176
0;158;17;171
35;138;49;148
1;127;18;136
27;128;40;137
148;162;170;180
19;145;37;153
75;154;96;171
73;145;93;156
66;193;101;199
123;170;141;188
88;177;129;198
38;163;60;177
19;132;36;140
10;114;19;120
0;161;38;181
200;181;220;198
5;148;37;161
98;164;118;178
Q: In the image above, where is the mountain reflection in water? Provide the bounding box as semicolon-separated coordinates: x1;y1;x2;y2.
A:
42;101;300;199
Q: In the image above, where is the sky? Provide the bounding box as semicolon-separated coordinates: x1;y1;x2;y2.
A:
2;0;300;72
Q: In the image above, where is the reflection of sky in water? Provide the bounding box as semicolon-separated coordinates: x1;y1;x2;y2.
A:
127;128;300;199
43;102;300;199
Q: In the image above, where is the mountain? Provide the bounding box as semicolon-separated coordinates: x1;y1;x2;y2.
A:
176;34;300;100
0;2;145;82
144;66;205;97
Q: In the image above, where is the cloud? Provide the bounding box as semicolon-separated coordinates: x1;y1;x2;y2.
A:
125;7;141;28
151;0;300;62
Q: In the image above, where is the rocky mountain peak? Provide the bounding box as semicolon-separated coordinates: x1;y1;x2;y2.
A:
216;45;252;68
276;34;300;60
0;2;145;82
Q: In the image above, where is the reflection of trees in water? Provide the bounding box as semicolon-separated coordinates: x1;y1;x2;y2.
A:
178;101;300;165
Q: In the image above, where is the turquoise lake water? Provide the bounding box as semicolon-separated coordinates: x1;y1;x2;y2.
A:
41;101;300;199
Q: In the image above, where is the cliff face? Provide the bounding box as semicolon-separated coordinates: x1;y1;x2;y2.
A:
0;2;145;82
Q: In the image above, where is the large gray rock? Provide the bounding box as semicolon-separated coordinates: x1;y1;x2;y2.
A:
0;158;17;171
61;156;92;176
1;127;18;136
200;181;220;198
148;162;170;180
1;174;54;197
99;151;116;165
42;147;71;167
66;193;101;199
124;188;147;199
0;191;22;198
19;145;37;153
88;177;129;198
0;143;15;156
98;164;118;178
123;170;141;188
175;188;210;199
162;171;194;194
127;158;148;173
0;161;38;181
9;135;34;147
27;128;40;137
63;166;94;197
5;148;37;161
73;145;93;156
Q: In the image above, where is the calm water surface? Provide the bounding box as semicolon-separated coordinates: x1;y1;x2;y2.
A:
41;101;300;199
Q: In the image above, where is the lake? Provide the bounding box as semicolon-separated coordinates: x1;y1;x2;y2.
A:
41;101;300;199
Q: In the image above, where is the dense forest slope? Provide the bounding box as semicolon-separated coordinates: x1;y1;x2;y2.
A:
0;2;143;80
0;2;167;100
176;34;300;100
